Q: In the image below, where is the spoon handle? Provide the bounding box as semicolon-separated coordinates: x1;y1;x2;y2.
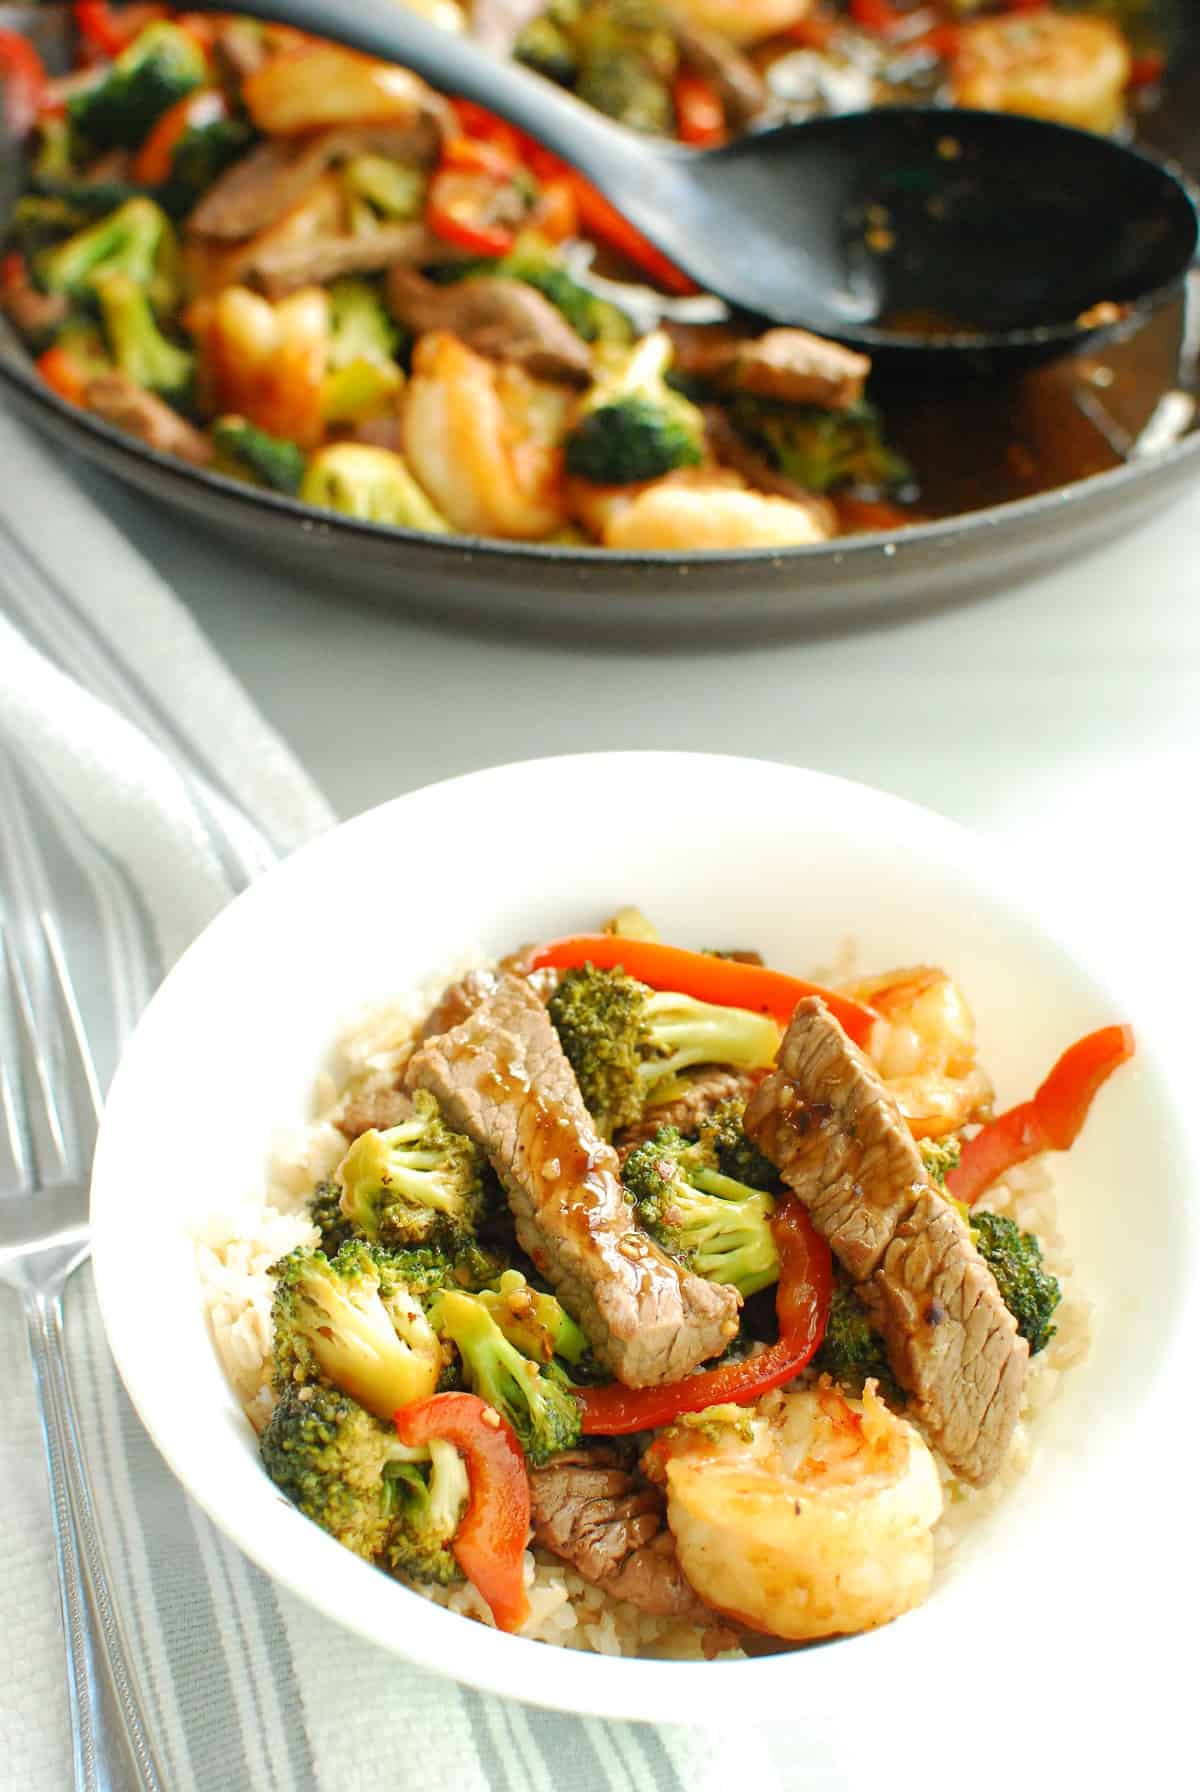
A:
197;0;674;193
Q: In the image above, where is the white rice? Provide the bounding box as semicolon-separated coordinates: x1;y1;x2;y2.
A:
193;968;1089;1657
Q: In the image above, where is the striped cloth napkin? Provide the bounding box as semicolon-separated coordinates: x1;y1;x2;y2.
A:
0;408;814;1792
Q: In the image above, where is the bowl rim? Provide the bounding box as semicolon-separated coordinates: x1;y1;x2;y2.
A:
88;752;1200;1722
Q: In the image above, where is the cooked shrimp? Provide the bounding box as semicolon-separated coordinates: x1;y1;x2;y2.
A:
403;331;570;539
655;1383;942;1640
843;965;992;1138
670;0;815;50
951;11;1131;135
596;473;833;551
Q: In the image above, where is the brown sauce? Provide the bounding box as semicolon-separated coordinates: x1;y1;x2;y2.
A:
873;294;1192;519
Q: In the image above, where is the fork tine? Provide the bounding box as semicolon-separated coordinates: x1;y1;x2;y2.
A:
1;920;71;1186
0;1055;29;1192
40;912;103;1148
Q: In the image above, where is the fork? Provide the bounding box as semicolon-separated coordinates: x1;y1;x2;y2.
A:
0;910;165;1792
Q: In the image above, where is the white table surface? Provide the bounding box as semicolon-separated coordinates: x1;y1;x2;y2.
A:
73;462;1200;843
56;458;1200;1780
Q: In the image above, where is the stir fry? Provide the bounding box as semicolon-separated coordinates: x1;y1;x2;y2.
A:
512;0;1164;142
245;913;1131;1645
0;3;1164;550
1;6;917;548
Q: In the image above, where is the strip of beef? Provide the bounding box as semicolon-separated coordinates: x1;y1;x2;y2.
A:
668;323;869;411
212;17;271;86
615;1066;764;1160
189;119;448;240
418;967;500;1042
84;375;213;465
744;997;1027;1485
2;259;69;339
529;1448;709;1620
405;974;740;1385
704;405;838;525
861;1190;1029;1487
387;269;592;384
745;997;927;1282
335;1084;414;1141
252;224;438;298
667;13;766;129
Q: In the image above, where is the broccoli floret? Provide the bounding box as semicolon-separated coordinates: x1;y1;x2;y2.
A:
69;22;208;152
93;271;193;401
321;279;405;424
329;278;401;366
308;1178;357;1256
343;154;428;222
10;195;102;258
32;114;77;182
696;1099;779;1193
479;1270;590;1367
502;255;635;345
260;1382;467;1581
433;1289;582;1464
919;1136;961;1189
436;252;633;345
270;1242;441;1421
623;1125;778;1297
565;332;704;484
548;962;780;1137
971;1211;1062;1356
159;115;256;219
335;1090;487;1251
573;0;677;135
814;1272;900;1400
518;0;677;134
380;1436;470;1585
515;15;580;83
36;197;177;309
299;443;450;531
212;416;306;495
728;394;912;495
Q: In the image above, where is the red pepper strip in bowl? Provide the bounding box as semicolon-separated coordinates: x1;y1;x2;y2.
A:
35;344;90;406
75;2;168;60
0;28;49;137
577;1198;833;1435
133;85;228;185
673;71;726;148
947;1023;1135;1208
393;1392;531;1634
526;934;879;1045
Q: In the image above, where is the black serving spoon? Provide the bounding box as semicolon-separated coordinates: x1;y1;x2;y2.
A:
192;0;1198;368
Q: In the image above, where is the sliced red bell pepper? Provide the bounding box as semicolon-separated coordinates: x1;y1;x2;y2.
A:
449;98;523;163
0;27;49;138
393;1392;531;1633
673;70;725;148
529;174;579;243
947;1023;1135;1207
35;344;90;407
567;175;697;295
1129;50;1166;89
526;933;879;1045
426;167;517;258
577;1197;833;1434
74;2;167;60
440;133;519;181
132;85;227;185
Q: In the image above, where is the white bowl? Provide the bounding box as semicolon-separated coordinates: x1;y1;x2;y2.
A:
90;753;1195;1724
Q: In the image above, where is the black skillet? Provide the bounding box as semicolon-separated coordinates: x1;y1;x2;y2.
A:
1;1;1197;640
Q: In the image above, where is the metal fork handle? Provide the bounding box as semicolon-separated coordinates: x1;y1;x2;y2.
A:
25;1288;164;1792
